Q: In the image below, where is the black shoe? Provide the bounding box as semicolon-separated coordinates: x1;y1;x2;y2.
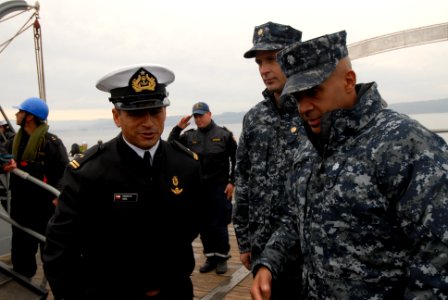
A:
199;259;217;273
216;260;228;274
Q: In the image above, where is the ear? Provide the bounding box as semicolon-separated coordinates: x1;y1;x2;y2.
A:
26;114;34;122
345;70;357;93
112;108;121;127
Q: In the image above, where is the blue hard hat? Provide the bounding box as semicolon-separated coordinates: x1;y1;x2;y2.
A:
14;97;49;120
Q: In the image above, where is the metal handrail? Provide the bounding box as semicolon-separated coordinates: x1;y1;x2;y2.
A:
0;167;61;290
0;168;60;243
0;211;45;243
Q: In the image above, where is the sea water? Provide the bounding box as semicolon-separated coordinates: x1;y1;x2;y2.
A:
52;113;448;152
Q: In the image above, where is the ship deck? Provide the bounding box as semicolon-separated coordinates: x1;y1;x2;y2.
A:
0;224;254;300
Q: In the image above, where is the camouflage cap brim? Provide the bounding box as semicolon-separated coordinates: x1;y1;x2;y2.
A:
243;43;286;58
281;63;336;98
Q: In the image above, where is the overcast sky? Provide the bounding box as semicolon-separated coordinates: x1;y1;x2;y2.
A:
1;0;447;121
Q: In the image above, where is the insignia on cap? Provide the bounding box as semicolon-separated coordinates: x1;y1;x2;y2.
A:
130;68;157;93
171;176;183;195
290;127;297;133
257;28;264;37
194;103;205;110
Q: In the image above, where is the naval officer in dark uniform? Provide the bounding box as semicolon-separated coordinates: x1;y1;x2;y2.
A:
43;64;204;300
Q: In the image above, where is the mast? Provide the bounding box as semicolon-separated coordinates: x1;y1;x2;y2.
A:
0;1;45;101
32;2;46;101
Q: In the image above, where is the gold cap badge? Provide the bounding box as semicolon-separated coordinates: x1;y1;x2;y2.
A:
131;68;157;93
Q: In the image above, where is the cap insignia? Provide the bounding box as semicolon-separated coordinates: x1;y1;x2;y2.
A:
257;28;264;37
290;127;297;133
130;68;157;93
171;176;183;195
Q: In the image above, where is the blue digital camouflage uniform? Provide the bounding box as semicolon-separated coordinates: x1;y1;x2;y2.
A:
233;90;305;295
256;81;448;299
235;21;304;299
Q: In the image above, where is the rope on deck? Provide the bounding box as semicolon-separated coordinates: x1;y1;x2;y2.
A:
200;266;251;300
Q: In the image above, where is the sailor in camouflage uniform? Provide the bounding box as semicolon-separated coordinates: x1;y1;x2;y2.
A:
232;22;304;299
252;31;448;299
43;64;204;300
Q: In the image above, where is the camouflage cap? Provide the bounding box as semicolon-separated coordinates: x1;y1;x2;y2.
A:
278;30;348;98
243;21;302;58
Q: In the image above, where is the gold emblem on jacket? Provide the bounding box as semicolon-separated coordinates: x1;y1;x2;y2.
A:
171;176;183;195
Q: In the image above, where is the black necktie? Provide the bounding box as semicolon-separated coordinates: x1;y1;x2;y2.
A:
143;151;152;167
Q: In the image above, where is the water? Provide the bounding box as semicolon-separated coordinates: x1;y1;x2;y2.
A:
52;123;243;153
51;113;448;153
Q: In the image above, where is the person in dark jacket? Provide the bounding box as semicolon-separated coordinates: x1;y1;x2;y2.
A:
43;64;204;300
0;119;15;145
168;102;237;274
251;30;448;300
4;97;68;279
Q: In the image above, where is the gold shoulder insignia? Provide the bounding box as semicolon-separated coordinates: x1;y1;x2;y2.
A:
68;145;101;170
171;140;199;161
69;159;81;169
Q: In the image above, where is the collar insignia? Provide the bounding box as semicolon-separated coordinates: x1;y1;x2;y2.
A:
171;176;183;195
130;68;157;93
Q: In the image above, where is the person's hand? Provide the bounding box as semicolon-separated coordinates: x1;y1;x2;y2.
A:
240;252;251;270
177;115;192;129
2;158;16;173
251;266;272;300
224;183;234;200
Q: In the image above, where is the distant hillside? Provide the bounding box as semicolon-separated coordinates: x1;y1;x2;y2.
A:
48;112;247;132
388;98;448;114
46;98;448;132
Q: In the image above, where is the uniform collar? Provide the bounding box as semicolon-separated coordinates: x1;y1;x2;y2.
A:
122;136;160;159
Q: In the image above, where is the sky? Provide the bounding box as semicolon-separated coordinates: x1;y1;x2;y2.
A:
1;0;447;121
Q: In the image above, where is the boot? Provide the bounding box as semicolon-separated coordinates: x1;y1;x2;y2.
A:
199;258;217;273
215;259;228;274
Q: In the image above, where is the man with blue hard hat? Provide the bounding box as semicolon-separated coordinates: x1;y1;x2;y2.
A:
2;97;68;279
43;64;204;299
251;30;448;299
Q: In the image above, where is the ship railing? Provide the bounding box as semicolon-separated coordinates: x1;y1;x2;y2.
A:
0;168;60;291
